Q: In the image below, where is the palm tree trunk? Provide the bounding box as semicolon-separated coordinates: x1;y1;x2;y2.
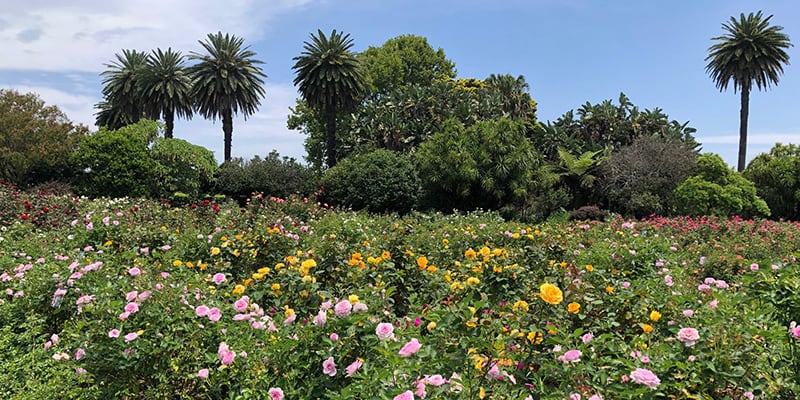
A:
325;107;337;168
165;107;174;139
223;108;233;162
737;87;750;172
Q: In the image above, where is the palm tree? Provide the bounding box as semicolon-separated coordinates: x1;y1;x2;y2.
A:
706;11;792;172
95;49;148;130
139;48;194;139
484;74;535;120
188;32;267;162
293;29;365;168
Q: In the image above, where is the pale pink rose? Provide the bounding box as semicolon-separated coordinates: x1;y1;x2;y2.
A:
683;309;694;317
630;368;660;389
393;391;414;400
198;368;209;379
704;277;716;285
688;355;696;361
709;299;718;309
330;333;339;342
124;332;138;342
750;263;759;271
353;302;368;313
118;311;130;320
208;307;222;322
109;329;120;338
75;348;85;360
234;296;249;312
219;349;235;365
398;338;422;357
415;380;426;398
570;394;581;400
345;359;362;377
268;387;284;400
126;291;138;301
320;300;333;310
124;302;139;313
128;267;141;276
212;273;226;284
558;349;583;364
233;313;250;321
743;391;754;400
789;322;800;339
376;322;394;340
322;356;337;376
313;310;327;326
622;281;630;289
196;305;210;317
698;284;711;292
284;314;296;325
426;374;447;386
581;333;593;343
334;300;352;317
138;291;152;301
588;395;603;400
678;328;700;346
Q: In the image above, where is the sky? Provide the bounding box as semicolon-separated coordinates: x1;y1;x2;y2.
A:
2;0;799;168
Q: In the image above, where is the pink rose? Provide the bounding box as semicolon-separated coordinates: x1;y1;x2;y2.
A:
198;368;209;379
126;291;138;301
683;309;694;317
581;333;593;343
313;310;327;326
234;296;249;312
75;348;85;360
789;322;800;339
128;267;141;276
108;329;120;338
208;307;222;322
393;391;414;400
415;380;426;398
678;327;700;346
334;300;352;317
125;302;139;313
558;349;583;364
268;387;284;400
376;322;394;340
630;368;660;389
709;299;718;309
426;374;447;386
322;356;337;376
329;333;339;342
124;332;138;342
398;338;422;357
212;273;226;284
345;359;362;377
196;305;210;317
353;302;368;313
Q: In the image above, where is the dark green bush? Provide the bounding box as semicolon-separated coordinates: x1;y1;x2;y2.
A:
600;136;698;217
674;153;770;218
320;149;418;213
569;205;609;221
744;143;800;220
150;137;218;199
216;151;318;204
71;120;160;199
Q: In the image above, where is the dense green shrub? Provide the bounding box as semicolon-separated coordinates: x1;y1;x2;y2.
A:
600;136;698;217
569;205;609;221
216;151;318;204
674;153;770;218
744;143;800;220
320;149;418;213
416;118;539;212
71;120;160;199
0;89;89;188
150;138;218;199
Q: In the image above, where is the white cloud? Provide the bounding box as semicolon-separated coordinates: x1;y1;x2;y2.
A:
1;83;98;127
0;0;315;72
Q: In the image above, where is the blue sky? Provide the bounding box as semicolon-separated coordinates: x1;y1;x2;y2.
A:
2;0;798;168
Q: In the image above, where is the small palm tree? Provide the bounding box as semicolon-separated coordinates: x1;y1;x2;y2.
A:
706;11;792;171
189;32;267;162
139;48;194;139
95;49;148;130
293;29;365;168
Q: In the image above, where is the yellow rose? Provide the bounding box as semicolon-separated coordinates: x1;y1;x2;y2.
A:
567;302;581;314
417;256;429;270
539;283;563;305
650;310;662;322
642;323;654;333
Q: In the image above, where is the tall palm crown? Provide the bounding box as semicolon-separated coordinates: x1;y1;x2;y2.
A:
188;32;267;161
293;29;365;168
705;11;791;171
139;48;194;139
96;49;148;130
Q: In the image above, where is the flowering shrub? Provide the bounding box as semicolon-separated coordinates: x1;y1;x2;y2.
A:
1;196;799;399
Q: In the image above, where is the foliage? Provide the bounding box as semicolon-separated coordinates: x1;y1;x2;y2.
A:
95;49;149;130
139;48;194;139
358;34;456;96
568;205;609;221
0;89;89;187
535;93;699;160
706;11;792;171
600;136;699;217
744;143;800;220
1;196;800;399
320;149;418;214
71;120;160;199
215;151;318;204
150;138;218;199
416;118;539;214
674;153;770;218
293;29;366;168
189;32;267;162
